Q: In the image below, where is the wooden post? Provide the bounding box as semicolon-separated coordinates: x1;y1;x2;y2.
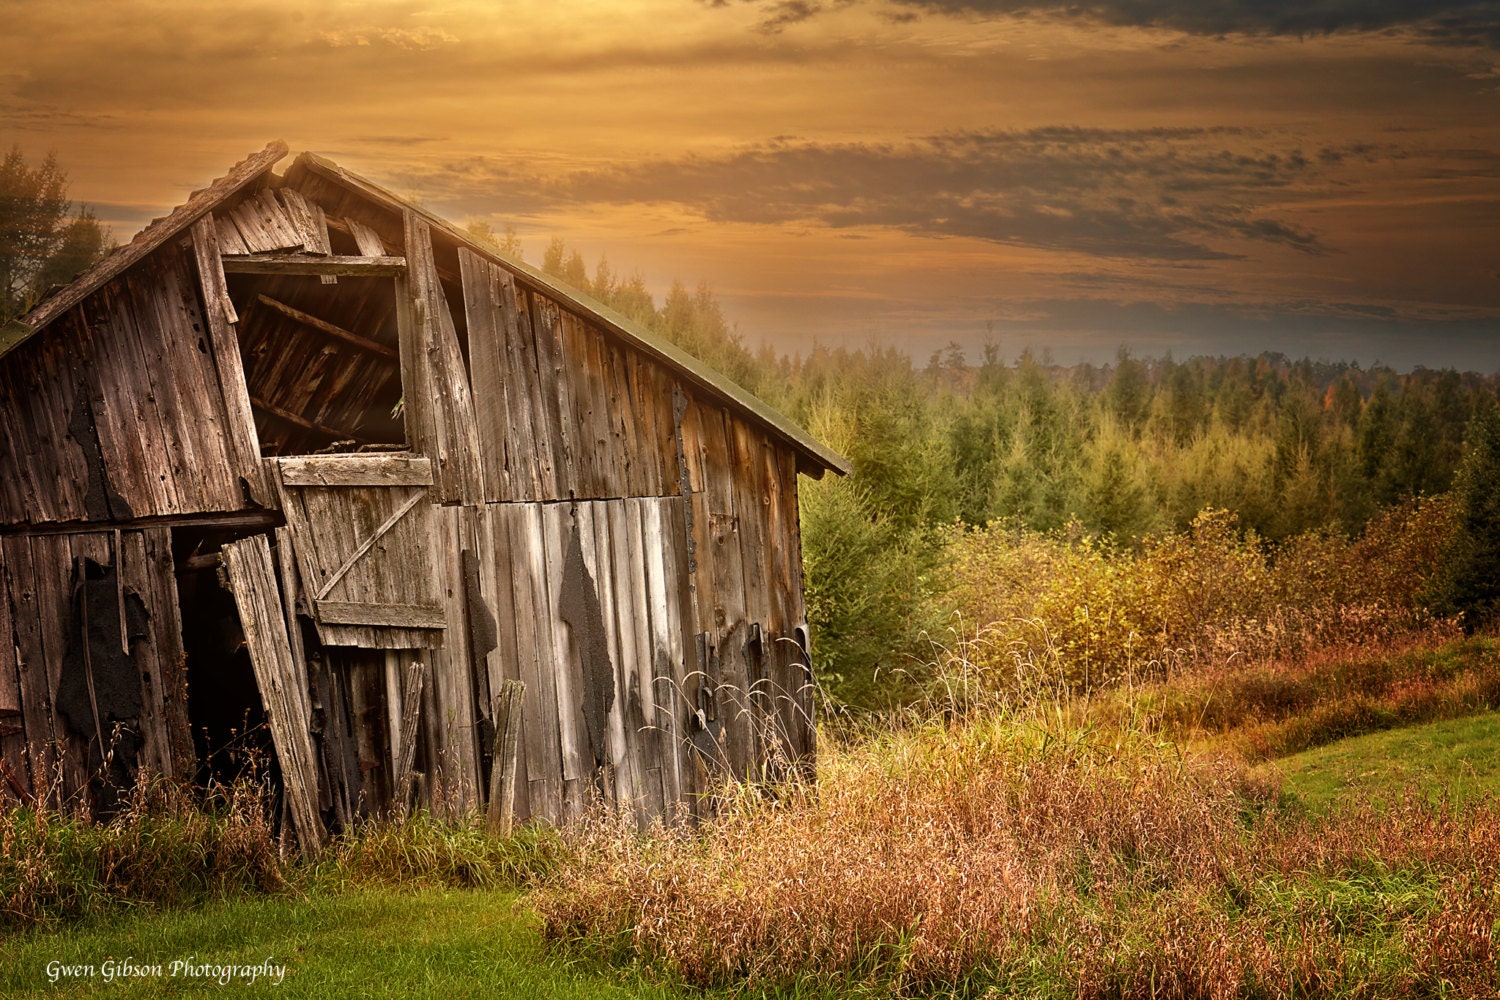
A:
393;653;427;817
486;679;525;836
221;535;326;854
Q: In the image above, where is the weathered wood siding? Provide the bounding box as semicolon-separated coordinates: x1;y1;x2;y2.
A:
0;248;251;527
0;527;190;804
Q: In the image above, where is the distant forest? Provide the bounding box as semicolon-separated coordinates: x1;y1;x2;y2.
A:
526;234;1500;702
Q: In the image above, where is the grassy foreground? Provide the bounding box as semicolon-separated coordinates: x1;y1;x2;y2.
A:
5;637;1498;999
0;888;672;999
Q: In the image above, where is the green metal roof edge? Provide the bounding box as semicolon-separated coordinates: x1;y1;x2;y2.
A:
294;152;851;477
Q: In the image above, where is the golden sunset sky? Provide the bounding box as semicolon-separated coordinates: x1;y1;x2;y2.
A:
3;0;1498;367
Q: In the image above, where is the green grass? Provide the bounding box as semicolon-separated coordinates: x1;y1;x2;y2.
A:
1279;709;1500;811
0;889;680;999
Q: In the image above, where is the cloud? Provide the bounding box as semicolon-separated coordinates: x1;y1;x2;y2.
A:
430;127;1335;261
320;26;458;50
975;295;1500;370
757;0;825;31
716;0;1500;47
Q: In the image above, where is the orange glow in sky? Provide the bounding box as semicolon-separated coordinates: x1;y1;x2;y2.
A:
3;0;1498;367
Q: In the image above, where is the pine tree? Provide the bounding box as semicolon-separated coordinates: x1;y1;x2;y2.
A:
1430;407;1500;631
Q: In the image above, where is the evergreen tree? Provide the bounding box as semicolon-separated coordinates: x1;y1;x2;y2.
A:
1430;407;1500;631
0;146;113;322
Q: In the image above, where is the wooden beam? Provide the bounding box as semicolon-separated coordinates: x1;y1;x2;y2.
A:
255;294;398;361
0;509;285;538
393;652;427;817
277;454;432;488
191;215;272;505
249;395;368;443
486;680;526;836
314;600;445;629
221;534;326;855
221;254;406;276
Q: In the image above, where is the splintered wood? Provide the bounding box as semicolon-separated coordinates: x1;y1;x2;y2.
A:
221;535;325;854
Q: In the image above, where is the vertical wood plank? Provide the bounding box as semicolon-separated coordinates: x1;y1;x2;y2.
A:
428;504;480;814
616;499;666;821
393;651;427;816
403;211;484;505
597;500;647;823
191;214;270;505
0;536;58;799
731;418;779;764
514;503;563;820
29;535;90;803
540;503;587;816
530;295;576;500
475;505;530;821
485;679;526;835
109;531;169;780
506;277;552;499
221;534;325;853
0;548;30;800
642;498;691;817
666;495;706;816
458;248;513;502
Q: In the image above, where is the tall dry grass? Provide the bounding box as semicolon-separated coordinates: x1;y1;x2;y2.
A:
0;762;564;933
0;773;284;930
1081;634;1500;759
536;714;1500;998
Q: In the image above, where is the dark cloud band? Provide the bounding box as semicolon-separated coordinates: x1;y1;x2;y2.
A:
716;0;1500;46
435;127;1337;261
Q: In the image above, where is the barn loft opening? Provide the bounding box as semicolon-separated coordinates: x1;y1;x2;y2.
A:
226;272;406;456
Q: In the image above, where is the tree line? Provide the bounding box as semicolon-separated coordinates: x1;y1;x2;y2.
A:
529;239;1500;703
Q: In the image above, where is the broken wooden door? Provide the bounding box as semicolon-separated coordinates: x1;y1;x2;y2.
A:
274;454;446;648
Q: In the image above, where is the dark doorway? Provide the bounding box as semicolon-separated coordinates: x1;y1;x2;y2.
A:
171;527;276;788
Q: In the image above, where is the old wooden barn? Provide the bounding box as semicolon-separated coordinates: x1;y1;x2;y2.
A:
0;141;847;848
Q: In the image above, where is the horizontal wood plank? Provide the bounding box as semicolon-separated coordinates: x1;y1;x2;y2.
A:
278;454;432;488
315;600;446;629
221;254;406;276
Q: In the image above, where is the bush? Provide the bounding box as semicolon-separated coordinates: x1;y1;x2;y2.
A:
1429;407;1500;630
929;502;1457;707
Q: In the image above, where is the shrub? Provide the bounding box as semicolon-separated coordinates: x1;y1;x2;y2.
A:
929;501;1457;707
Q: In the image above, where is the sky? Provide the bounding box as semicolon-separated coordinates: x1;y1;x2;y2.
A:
2;0;1498;370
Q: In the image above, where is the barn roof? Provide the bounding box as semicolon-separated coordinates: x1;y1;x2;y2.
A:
2;141;849;477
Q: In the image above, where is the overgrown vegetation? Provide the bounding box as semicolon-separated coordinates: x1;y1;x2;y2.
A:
7;222;1500;997
0;773;563;933
512;245;1500;997
536;716;1500;998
